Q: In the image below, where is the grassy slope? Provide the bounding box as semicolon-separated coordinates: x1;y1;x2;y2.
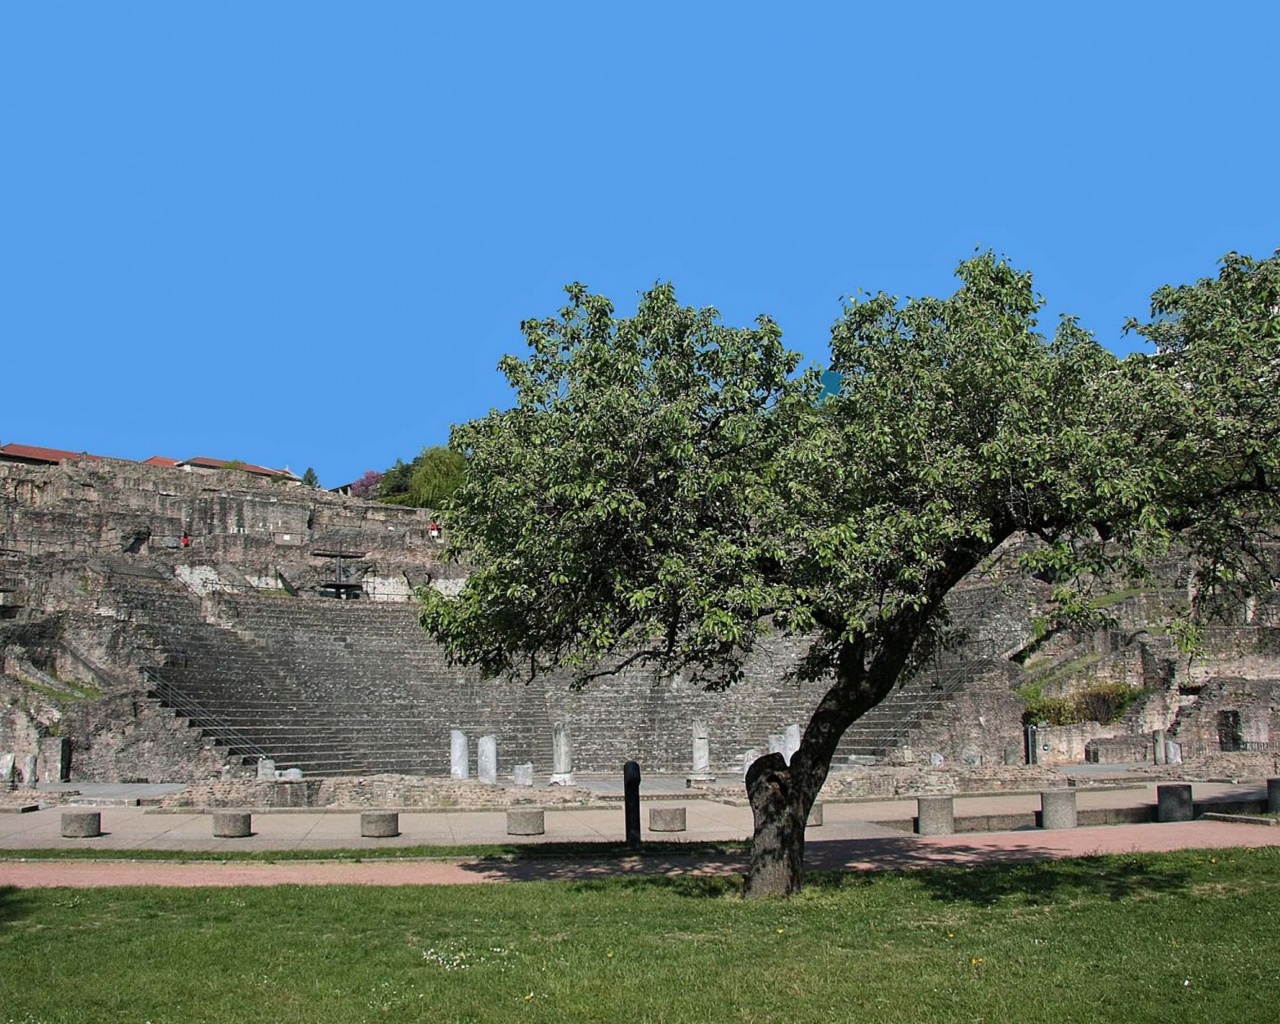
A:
2;848;1279;1024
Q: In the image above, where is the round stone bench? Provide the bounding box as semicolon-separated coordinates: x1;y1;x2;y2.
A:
213;812;252;838
915;795;955;836
648;806;687;832
506;808;545;836
806;802;824;828
361;812;400;838
61;810;102;839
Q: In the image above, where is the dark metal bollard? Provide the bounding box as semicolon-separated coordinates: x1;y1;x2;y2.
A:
624;760;641;850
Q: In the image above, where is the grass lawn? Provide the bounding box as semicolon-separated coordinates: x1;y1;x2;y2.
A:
3;847;1279;1023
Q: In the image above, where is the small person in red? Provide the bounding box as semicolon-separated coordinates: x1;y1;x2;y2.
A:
428;522;441;540
180;532;191;548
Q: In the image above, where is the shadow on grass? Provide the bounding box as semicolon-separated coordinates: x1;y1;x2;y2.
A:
804;851;1196;906
0;885;35;924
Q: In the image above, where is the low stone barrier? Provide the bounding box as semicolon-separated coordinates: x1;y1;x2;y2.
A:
361;811;399;838
648;806;686;832
506;808;545;836
915;795;954;836
213;811;252;838
1157;784;1194;823
1039;789;1077;830
61;810;101;838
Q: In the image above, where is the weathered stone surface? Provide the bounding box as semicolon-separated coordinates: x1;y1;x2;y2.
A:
360;811;399;837
449;730;469;780
806;802;824;827
213;811;252;838
506;807;544;835
477;735;497;784
549;723;573;785
512;763;534;787
648;806;686;832
1157;783;1194;823
916;795;955;836
61;810;102;837
256;758;276;781
19;754;36;786
0;752;14;788
1039;789;1077;829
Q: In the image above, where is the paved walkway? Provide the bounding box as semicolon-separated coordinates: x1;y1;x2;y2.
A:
1;780;1276;888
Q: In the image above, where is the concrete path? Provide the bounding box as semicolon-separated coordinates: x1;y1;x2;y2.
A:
1;779;1276;889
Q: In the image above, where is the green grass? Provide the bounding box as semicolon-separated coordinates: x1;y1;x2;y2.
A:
3;848;1280;1023
0;840;747;863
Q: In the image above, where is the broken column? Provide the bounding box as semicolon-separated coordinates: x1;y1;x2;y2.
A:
687;719;715;783
450;729;470;780
550;723;574;785
782;724;801;764
477;735;498;784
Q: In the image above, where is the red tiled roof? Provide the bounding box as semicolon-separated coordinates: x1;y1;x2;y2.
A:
142;455;180;467
0;443;115;464
180;457;300;480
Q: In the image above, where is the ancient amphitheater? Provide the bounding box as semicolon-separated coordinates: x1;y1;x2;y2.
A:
2;456;1278;791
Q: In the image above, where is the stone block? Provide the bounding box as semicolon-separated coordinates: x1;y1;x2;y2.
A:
213;811;252;838
806;802;824;827
1267;778;1280;814
61;810;101;838
256;758;275;781
649;806;687;832
1039;789;1077;830
507;808;545;835
915;795;954;836
1157;784;1194;823
361;811;399;838
512;763;534;787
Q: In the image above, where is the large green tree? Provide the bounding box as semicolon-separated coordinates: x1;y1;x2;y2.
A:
421;254;1280;897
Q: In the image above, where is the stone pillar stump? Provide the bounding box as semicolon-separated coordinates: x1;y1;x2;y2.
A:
507;808;545;836
915;795;954;836
1039;789;1077;829
61;810;101;838
806;802;824;827
213;811;252;838
648;806;687;832
361;812;399;838
1157;784;1194;823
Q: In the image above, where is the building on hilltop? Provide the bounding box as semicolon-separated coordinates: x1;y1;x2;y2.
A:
0;443;301;484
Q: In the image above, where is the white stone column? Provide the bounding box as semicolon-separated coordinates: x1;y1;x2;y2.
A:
550;722;574;785
477;735;498;784
450;729;470;780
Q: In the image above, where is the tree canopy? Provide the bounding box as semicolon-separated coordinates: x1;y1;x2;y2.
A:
376;446;467;508
421;252;1280;896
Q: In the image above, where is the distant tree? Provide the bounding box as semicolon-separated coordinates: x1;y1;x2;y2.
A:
409;447;467;509
301;467;320;488
377;459;413;502
349;470;382;499
421;257;1280;898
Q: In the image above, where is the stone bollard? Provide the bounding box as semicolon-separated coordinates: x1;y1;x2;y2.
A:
915;795;955;836
507;808;545;836
361;812;399;838
806;802;824;827
1157;783;1194;823
213;812;252;838
1269;778;1280;815
624;760;641;850
61;810;102;838
1039;789;1078;830
648;806;687;832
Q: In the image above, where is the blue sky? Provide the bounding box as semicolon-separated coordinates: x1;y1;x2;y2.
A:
3;3;1278;487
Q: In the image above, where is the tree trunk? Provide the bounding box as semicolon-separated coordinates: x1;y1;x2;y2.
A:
742;752;813;898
